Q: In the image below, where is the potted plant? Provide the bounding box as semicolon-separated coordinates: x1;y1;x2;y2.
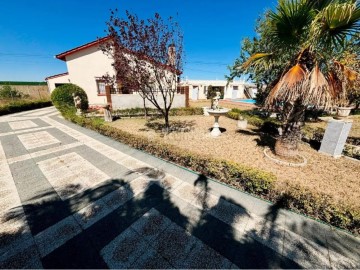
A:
332;61;359;119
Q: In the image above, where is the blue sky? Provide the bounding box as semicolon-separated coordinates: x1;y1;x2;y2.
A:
0;0;276;82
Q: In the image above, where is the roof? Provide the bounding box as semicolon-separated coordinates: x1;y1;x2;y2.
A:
54;36;180;74
45;72;69;81
55;36;111;61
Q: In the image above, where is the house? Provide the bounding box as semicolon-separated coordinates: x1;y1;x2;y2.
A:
180;79;257;100
45;37;186;109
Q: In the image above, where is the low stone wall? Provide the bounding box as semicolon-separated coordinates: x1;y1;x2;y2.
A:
111;94;186;110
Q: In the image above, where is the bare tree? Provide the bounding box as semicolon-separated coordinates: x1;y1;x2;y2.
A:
101;10;183;131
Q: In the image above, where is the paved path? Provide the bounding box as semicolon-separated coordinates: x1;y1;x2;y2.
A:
0;107;359;269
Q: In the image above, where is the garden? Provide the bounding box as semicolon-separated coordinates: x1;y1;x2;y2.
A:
51;0;360;235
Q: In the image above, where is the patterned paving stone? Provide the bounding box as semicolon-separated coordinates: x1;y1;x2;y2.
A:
131;247;173;269
8;120;38;130
101;186;134;210
34;215;82;257
17;130;60;150
151;222;198;266
171;181;204;205
128;176;152;196
100;227;150;269
155;174;183;191
73;199;112;229
181;240;233;269
0;243;42;269
130;208;172;243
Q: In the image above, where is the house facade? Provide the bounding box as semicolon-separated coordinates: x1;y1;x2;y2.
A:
45;37;186;109
180;79;257;100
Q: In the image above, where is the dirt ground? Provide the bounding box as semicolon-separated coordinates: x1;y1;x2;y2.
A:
109;114;360;209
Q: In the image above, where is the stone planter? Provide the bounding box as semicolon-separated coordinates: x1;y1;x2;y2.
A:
237;119;248;129
335;107;353;119
203;107;210;116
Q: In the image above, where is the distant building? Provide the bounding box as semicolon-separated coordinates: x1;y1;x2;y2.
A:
179;79;257;100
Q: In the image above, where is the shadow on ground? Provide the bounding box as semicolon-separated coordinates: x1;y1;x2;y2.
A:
1;171;357;268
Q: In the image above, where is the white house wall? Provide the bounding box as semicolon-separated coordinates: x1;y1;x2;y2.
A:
65;45;115;105
111;94;185;110
46;74;70;92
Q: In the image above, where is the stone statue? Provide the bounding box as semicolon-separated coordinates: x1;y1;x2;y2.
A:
72;93;82;115
103;104;113;122
212;91;221;110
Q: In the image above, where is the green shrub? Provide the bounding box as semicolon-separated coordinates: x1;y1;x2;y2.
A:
113;107;203;117
0;100;52;116
51;84;88;111
0;85;22;99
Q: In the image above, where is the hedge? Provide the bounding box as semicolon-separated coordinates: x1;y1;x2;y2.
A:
112;107;203;117
59;106;360;235
0;100;52;116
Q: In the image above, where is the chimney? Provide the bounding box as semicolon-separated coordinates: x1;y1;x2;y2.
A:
167;44;176;66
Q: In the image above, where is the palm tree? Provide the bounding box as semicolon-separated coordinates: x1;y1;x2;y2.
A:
239;0;360;157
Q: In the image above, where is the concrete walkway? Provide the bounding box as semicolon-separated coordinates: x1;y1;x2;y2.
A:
0;107;359;269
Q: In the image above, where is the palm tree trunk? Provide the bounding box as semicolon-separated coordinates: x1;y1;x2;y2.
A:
275;101;305;157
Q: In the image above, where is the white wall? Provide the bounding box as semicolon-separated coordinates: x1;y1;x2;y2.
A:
111;94;185;110
182;80;253;100
65;45;115;105
46;74;70;92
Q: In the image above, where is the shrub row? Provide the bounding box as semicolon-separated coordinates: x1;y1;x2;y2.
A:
60;106;360;235
112;107;204;117
0;100;52;116
226;108;279;127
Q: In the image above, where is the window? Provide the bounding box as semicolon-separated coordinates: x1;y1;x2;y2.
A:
203;86;207;95
97;81;106;95
233;86;238;90
54;83;69;88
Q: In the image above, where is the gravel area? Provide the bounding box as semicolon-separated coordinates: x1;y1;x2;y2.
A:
109;115;360;209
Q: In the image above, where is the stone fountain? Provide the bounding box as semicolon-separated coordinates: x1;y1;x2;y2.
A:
207;92;229;137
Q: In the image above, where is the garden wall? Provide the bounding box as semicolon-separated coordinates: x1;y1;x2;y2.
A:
111;94;186;110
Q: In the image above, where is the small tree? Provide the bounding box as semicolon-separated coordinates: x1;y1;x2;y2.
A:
102;10;183;131
0;85;22;99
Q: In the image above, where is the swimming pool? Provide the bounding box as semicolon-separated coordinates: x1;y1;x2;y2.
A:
232;99;256;104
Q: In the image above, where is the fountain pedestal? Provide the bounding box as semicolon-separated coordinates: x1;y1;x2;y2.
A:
207;108;229;137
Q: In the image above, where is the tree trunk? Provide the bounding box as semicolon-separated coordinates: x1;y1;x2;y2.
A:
275;101;305;157
142;97;148;119
164;111;170;133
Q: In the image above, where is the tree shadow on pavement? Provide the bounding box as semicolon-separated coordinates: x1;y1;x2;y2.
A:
2;170;356;268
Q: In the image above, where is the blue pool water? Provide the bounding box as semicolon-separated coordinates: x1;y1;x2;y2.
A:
232;99;256;104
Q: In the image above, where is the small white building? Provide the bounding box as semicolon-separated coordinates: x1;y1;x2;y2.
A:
180;79;257;100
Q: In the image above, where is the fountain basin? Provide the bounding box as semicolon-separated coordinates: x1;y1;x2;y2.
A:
207;108;229;137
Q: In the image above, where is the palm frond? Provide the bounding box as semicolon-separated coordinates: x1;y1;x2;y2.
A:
268;0;314;47
303;64;333;108
266;64;307;104
309;2;360;49
241;53;274;70
327;71;343;98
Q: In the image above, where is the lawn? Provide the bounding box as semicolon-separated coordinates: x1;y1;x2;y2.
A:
108;113;360;210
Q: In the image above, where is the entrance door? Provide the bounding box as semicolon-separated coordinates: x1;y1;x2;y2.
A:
192;87;199;100
232;89;238;99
